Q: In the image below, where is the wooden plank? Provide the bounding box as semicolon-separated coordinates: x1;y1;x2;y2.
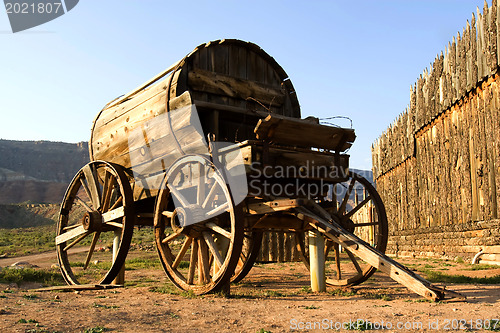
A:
261;232;269;262
477;85;489;220
270;231;278;261
254;115;355;151
213;43;229;74
465;19;473;91
493;81;500;219
483;82;498;219
457;30;467;99
277;232;285;262
487;1;498;73
284;233;292;262
247;50;259;82
450;37;458;103
188;68;285;107
246;199;304;215
497;0;500;67
470;116;479;221
478;8;487;80
462;101;473;223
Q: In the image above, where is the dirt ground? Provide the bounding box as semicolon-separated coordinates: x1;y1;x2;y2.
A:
0;251;499;333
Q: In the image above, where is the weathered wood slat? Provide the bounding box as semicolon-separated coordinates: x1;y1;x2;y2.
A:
254;115;355;151
188;68;285;106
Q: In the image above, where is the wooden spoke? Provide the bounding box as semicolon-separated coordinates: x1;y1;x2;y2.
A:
55;225;87;245
202;182;218;209
231;231;263;284
75;196;93;213
109;196;123;211
162;211;174;218
334;243;341;280
172;237;192;269
101;170;115;212
102;206;125;223
198;239;211;284
62;231;91;251
82;164;101;210
197;163;205;205
324;241;334;259
240;249;248;262
345;196;372;219
237;256;245;268
63;224;83;231
83;231;101;270
345;249;363;275
205;222;231;239
331;184;337;213
104;222;124;229
168;185;190;208
79;177;92;206
162;232;182;244
187;240;199;284
338;179;356;214
202;232;223;267
206;202;229;218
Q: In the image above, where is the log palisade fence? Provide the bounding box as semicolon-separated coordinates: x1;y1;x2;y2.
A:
372;1;500;262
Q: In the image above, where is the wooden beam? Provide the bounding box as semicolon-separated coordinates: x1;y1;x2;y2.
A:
254;115;355;151
188;68;285;106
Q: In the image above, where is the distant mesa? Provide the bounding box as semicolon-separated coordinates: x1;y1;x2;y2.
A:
0;139;89;204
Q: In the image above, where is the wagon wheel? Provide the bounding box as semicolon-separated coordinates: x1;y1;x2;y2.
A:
231;230;262;283
154;154;244;294
296;171;388;287
56;161;135;285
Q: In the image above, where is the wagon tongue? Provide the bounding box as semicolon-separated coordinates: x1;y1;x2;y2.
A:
294;201;466;302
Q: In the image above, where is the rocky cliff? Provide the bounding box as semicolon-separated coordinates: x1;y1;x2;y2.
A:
0;140;89;204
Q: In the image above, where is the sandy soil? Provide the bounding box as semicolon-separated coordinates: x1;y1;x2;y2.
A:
0;251;499;333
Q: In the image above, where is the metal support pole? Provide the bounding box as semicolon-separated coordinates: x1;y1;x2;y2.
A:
112;229;125;285
308;230;326;292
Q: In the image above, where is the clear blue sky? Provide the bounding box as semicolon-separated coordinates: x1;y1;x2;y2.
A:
0;0;489;170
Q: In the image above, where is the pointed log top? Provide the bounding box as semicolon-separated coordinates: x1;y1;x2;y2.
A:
484;0;489;11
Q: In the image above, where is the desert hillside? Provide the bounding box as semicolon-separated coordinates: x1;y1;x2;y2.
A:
0;139;89;204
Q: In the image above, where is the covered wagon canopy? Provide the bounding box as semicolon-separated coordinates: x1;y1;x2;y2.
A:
90;39;303;163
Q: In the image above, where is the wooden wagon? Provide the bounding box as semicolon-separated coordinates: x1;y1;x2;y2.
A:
55;39;460;300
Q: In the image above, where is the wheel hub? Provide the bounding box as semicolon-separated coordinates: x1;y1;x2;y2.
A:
341;218;356;233
82;211;102;231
